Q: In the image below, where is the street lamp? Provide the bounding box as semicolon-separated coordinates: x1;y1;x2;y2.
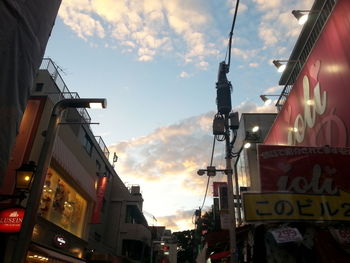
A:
0;162;36;204
12;98;107;263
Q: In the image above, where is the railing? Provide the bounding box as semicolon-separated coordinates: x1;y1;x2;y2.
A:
275;0;336;111
39;58;92;124
95;136;110;159
40;58;111;163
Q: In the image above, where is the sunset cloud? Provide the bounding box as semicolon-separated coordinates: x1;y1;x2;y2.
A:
58;0;220;67
109;101;276;230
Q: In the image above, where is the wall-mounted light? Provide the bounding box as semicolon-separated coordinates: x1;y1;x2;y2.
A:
15;161;36;190
292;10;320;25
252;126;259;133
243;142;251;149
272;60;299;73
0;161;36;203
260;95;280;105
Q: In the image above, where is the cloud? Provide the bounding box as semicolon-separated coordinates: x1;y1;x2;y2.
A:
263;85;282;94
253;0;314;51
58;0;221;67
108;101;277;231
179;71;190;78
249;62;259;67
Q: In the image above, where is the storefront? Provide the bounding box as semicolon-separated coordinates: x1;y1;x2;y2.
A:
25;166;90;263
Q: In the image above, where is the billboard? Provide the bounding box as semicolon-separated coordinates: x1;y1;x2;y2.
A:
264;0;350;147
243;144;350;222
258;144;350;194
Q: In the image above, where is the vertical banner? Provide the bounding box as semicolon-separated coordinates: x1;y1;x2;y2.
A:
0;0;62;185
91;177;108;224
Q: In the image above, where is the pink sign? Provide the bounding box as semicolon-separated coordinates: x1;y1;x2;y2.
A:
265;0;350;147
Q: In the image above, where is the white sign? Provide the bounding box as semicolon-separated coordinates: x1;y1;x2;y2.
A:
270;228;303;243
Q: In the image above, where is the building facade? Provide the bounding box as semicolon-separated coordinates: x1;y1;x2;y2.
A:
0;58;151;263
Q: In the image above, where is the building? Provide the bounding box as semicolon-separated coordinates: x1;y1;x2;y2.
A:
0;58;151;263
241;0;350;262
88;183;151;262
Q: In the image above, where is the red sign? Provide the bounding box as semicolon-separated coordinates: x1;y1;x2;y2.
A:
258;144;350;194
91;177;108;223
0;208;25;233
265;0;350;147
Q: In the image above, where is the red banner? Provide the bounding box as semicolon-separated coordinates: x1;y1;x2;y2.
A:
91;177;108;224
265;0;350;147
258;144;350;194
0;208;25;233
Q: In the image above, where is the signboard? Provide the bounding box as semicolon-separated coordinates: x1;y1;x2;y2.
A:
270;227;303;243
258;144;350;194
0;208;25;233
243;191;350;222
264;0;350;147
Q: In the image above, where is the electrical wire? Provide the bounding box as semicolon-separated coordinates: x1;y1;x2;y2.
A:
225;0;240;72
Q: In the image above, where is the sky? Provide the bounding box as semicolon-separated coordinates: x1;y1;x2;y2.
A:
44;0;314;231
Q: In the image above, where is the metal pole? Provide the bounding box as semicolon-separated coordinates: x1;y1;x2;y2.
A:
12;102;64;263
224;114;237;263
233;148;243;225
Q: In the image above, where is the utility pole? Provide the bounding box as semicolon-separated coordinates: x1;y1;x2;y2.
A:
215;62;237;263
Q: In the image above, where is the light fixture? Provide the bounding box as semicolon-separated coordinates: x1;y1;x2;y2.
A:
272;60;299;73
292;10;319;25
15;161;36;190
260;95;280;105
244;142;251;149
292;10;309;25
58;98;107;109
252;126;259;133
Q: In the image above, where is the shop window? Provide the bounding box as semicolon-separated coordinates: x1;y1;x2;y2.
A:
39;168;87;238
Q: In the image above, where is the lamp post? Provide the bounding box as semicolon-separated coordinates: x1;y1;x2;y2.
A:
12;98;107;263
0;162;36;204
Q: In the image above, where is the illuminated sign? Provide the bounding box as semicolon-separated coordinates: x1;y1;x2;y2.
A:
0;208;25;233
53;234;67;248
91;176;108;224
243;191;350;222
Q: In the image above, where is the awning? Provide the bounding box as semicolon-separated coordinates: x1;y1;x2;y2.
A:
210;250;230;260
30;244;85;263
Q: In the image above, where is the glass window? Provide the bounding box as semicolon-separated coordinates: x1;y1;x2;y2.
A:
39;168;87;238
83;134;93;155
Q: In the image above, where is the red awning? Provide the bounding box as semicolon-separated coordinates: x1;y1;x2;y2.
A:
210;250;230;260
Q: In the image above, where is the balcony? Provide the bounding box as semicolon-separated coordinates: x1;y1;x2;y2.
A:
39;58;91;124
